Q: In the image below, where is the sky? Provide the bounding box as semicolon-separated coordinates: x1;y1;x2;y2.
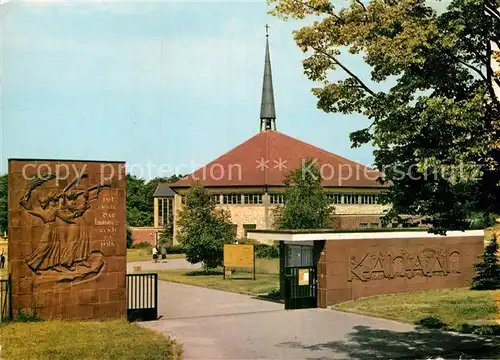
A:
0;0;450;179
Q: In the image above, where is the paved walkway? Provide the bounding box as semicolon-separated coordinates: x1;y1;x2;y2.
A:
155;280;282;320
127;258;201;273
140;282;499;360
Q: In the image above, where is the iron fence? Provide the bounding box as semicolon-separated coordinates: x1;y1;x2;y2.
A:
0;275;11;322
126;273;158;322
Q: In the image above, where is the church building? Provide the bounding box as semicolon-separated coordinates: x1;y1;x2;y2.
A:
153;31;400;245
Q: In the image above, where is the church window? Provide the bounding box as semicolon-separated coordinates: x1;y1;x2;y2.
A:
344;194;359;204
360;194;379;204
269;193;284;204
223;194;242;205
158;198;174;227
326;193;342;204
243;194;263;204
157;198;163;225
211;194;221;204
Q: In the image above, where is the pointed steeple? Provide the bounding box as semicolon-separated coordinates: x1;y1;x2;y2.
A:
260;24;276;132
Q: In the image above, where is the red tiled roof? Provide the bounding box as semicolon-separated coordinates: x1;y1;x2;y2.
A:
170;131;387;188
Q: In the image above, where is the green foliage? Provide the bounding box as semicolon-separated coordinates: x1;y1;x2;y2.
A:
15;309;41;323
126;174;181;227
457;323;500;335
273;159;336;229
255;244;279;259
158;206;174;249
416;316;446;329
164;244;186;254
132;242;152;250
126;227;133;249
469;213;500;229
269;0;500;233
471;235;500;290
176;183;234;272
0;174;7;235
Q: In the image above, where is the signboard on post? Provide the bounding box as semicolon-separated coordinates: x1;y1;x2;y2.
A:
298;269;310;286
223;244;255;280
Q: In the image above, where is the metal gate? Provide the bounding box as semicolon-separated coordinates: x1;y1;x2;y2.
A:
280;242;317;310
0;275;12;322
126;273;158;322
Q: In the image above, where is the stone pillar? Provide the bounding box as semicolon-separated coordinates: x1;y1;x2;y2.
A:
172;194;183;245
8;159;127;320
153;197;159;228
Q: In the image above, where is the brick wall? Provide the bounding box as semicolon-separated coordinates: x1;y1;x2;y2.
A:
317;234;484;307
8;159;127;320
130;227;162;246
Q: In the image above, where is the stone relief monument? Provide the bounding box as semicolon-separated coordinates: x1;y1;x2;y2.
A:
19;173;109;282
8;159;126;320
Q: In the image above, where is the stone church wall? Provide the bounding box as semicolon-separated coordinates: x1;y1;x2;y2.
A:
170;193;392;244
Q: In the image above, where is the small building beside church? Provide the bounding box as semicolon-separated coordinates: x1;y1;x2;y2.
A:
152;32;421;245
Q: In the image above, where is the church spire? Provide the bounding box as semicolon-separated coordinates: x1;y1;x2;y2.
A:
260;24;276;132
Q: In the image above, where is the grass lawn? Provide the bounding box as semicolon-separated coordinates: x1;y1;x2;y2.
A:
154;269;279;296
126;248;185;262
335;288;500;332
0;320;182;360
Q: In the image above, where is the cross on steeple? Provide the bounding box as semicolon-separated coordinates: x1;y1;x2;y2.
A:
265;24;270;37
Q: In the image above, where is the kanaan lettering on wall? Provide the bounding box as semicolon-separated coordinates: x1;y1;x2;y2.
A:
348;248;461;282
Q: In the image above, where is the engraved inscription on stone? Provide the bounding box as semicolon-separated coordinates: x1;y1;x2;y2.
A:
348;248;461;282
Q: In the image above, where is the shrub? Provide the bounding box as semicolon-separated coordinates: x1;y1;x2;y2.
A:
255;244;279;259
165;245;186;254
471;234;500;290
416;316;446;329
133;242;152;249
15;309;41;322
267;288;281;299
457;323;500;335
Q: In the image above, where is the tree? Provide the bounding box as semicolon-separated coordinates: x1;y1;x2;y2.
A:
126;174;182;227
126;227;134;249
176;183;234;272
126;174;154;227
471;234;500;290
269;0;500;234
0;174;7;235
158;207;174;249
273;159;337;229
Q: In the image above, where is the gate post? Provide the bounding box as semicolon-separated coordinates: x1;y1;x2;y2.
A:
279;241;285;301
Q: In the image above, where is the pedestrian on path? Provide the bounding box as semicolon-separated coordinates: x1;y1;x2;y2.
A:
152;246;158;263
0;248;5;269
